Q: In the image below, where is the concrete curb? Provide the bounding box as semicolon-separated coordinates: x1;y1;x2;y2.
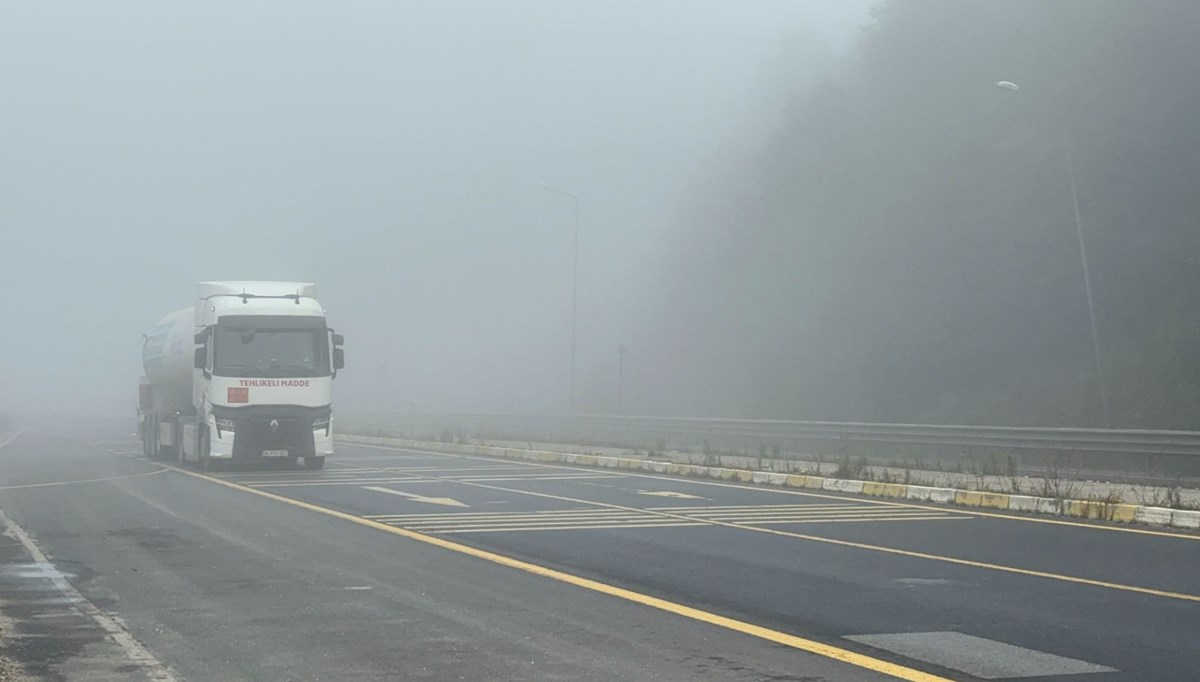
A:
338;434;1200;531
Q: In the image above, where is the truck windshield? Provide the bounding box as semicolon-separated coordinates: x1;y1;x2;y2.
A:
213;327;330;377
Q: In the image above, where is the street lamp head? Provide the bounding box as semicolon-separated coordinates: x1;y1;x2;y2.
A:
538;181;578;200
996;80;1020;92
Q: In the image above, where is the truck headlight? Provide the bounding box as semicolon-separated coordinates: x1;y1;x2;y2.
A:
214;417;236;438
312;417;330;435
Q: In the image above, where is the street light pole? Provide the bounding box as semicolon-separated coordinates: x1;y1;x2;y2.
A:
1063;143;1112;428
618;345;627;414
539;182;580;415
996;80;1112;427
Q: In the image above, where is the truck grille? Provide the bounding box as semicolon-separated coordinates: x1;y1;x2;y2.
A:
232;416;314;458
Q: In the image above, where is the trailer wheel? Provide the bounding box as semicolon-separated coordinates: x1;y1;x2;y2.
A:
143;418;155;459
303;456;325;470
147;417;160;460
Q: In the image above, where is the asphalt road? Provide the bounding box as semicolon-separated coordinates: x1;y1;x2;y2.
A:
1;423;1198;681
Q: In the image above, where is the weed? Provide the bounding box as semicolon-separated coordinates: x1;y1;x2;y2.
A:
1130;484;1184;509
835;456;869;480
1037;450;1082;500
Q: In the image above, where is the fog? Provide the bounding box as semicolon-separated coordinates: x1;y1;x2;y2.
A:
0;1;871;418
9;2;1196;430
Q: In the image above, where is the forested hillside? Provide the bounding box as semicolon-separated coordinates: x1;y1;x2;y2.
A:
635;0;1200;428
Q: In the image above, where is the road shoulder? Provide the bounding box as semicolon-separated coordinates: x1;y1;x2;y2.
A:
0;510;174;681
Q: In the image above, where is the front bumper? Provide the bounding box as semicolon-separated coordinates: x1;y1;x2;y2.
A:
208;405;333;460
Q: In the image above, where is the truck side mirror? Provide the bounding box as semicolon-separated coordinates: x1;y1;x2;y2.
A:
333;348;345;371
331;333;344;346
193;348;206;370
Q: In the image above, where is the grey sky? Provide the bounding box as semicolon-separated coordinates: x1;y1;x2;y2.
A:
1;0;873;417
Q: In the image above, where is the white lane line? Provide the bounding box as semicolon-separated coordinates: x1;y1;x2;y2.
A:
247;477;436;488
371;466;533;474
388;514;653;526
446;474;625;482
747;516;969;525
367;508;642;520
431;521;708;534
217;469;379;478
845;631;1116;679
0;429;28;451
0;511;179;681
0;468;170;491
645;503;876;511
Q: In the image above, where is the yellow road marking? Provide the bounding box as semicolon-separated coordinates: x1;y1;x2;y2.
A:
367;506;965;531
371;511;649;521
398;518;649;528
225;465;522;477
430;522;709;534
646;503;868;510
407;474;1200;604
0;467;170;491
248;478;433;488
634;475;1200;539
449;474;624;481
328;449;1200;605
237;473;622;487
748;516;967;525
407;517;962;534
163;463;950;682
366;502;958;524
366;507;629;516
690;506;953;516
350;443;1200;541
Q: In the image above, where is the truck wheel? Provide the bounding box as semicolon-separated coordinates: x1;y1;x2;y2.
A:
142;419;154;459
148;418;161;460
303;456;325;470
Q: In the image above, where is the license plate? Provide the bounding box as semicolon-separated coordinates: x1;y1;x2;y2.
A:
262;449;289;458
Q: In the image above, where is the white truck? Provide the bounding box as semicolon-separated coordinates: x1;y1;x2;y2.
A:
139;281;345;470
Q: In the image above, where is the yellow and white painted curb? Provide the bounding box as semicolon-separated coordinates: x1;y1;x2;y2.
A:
338;434;1200;531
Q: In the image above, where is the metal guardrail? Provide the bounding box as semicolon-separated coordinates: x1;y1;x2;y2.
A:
338;411;1200;478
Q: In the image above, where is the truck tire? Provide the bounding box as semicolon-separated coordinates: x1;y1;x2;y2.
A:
143;418;155;459
303;456;325;470
148;417;161;460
